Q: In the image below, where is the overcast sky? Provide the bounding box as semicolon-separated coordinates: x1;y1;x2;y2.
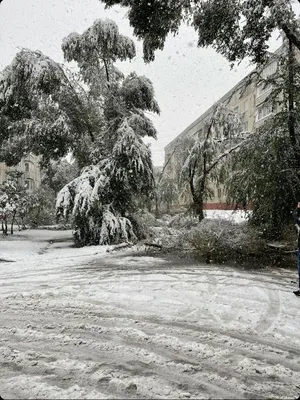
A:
0;0;284;165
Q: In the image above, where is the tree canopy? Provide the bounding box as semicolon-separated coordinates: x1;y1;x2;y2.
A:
224;45;300;237
0;19;160;245
180;105;247;220
57;20;159;245
101;0;300;63
0;49;98;167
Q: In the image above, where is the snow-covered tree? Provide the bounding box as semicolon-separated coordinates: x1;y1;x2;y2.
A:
56;20;159;245
101;0;300;64
62;19;136;91
225;44;300;238
156;173;178;214
42;158;80;196
0;19;159;245
0;171;28;234
181;105;248;221
25;186;56;227
0;49;102;168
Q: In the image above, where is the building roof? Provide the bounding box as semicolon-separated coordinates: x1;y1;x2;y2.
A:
164;72;252;152
164;45;285;153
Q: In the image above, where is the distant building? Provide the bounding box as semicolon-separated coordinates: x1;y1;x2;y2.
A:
164;45;285;211
0;154;41;191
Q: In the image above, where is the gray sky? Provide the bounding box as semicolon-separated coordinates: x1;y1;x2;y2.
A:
0;0;283;166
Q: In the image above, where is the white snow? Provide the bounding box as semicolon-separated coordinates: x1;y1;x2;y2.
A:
0;229;300;399
205;209;250;223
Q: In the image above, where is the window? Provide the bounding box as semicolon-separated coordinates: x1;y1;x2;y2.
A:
240;100;248;114
242;120;248;131
25;179;33;190
262;61;277;79
257;103;273;121
257;82;272;97
256;61;277;98
25;162;29;172
217;188;222;199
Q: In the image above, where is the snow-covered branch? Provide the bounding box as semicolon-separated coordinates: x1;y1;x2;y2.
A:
206;138;249;175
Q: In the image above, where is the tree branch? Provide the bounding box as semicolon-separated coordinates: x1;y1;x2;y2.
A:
159;145;178;184
206;140;248;175
189;160;197;202
103;59;110;85
280;23;300;52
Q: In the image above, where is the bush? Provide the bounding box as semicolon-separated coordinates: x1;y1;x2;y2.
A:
25;187;56;227
185;218;267;263
168;213;199;230
130;210;161;240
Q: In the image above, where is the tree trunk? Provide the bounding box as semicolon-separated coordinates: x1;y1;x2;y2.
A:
190;173;205;221
146;197;152;213
2;218;7;235
155;193;159;218
21;216;26;230
11;210;16;235
15;219;21;231
166;201;171;214
287;40;300;171
196;178;205;222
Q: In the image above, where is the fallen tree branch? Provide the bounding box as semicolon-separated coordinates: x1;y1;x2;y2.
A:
106;242;133;252
144;242;163;249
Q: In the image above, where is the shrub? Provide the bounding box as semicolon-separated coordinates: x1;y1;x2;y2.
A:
130;210;161;240
186;218;267;263
168;213;199;230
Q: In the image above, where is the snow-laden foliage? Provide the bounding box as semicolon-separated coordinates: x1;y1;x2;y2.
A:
0;171;28;234
0;19;159;246
55;19;159;245
121;72;160;114
62;19;136;93
24;186;56;227
0;49;66;99
225;47;300;238
56;117;154;245
56;166;136;245
156;173;179;214
180;104;248;220
186;218;266;263
127;113;157;139
110;119;153;185
56;166;104;218
41;159;80;196
0;49;101;166
102;0;300;64
63;19;135;64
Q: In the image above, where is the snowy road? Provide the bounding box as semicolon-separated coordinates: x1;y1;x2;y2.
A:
1;230;300;399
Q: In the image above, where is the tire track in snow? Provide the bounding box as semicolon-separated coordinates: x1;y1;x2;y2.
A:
1;295;300;359
1;302;300;399
255;288;281;335
1;251;300;399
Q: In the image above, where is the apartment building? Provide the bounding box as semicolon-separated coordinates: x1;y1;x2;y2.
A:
0;154;41;191
164;46;283;211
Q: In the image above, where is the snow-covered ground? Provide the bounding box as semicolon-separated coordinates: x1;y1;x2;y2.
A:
1;229;300;399
205;209;250;224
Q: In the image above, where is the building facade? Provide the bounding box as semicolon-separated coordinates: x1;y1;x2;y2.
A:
164;46;284;211
0;154;41;191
